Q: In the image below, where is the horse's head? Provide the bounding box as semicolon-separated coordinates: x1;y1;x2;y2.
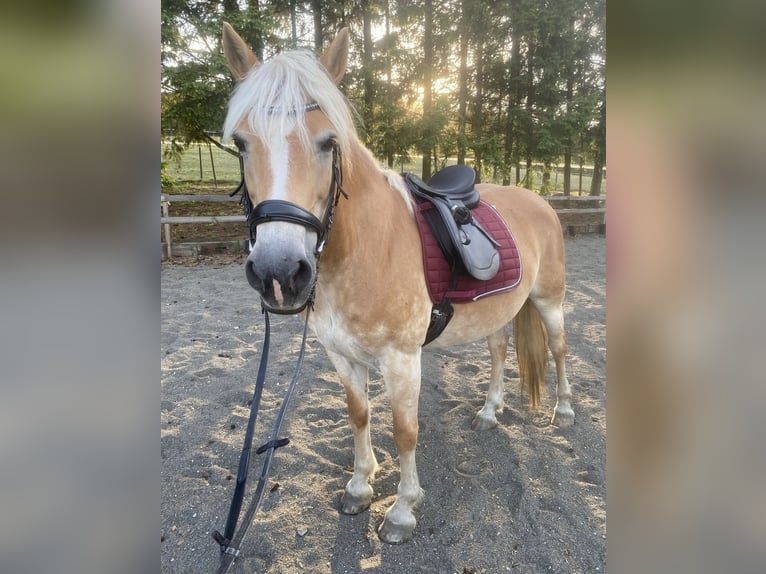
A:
221;23;353;313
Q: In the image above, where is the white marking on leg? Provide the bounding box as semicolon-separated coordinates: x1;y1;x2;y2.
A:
378;350;424;542
473;327;508;430
534;299;575;426
326;352;378;514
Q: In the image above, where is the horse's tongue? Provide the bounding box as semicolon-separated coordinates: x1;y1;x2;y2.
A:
272;279;284;306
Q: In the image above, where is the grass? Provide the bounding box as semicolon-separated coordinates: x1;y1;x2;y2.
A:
163;142;241;186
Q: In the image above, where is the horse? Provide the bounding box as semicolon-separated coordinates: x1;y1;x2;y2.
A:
220;23;574;544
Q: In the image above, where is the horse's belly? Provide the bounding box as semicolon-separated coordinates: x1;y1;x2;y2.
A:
425;292;527;348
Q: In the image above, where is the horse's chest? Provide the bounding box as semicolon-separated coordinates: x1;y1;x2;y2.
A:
310;309;377;366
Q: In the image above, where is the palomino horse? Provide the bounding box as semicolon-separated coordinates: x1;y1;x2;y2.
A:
221;23;574;544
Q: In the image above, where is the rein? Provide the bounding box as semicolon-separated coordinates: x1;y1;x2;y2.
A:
214;109;346;571
211;307;312;574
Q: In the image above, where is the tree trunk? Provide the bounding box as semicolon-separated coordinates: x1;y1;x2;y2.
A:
384;0;393;168
290;0;298;45
525;156;533;190
247;0;264;61
590;161;603;196
362;2;374;146
222;0;239;16
421;0;433;180
311;0;322;50
472;40;484;183
457;0;469;166
590;94;606;196
503;22;521;186
385;0;392;84
542;163;551;195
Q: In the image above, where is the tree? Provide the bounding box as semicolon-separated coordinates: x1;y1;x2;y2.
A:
160;0;605;189
589;94;606;195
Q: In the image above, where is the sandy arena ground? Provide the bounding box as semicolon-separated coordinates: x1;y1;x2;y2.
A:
161;234;605;573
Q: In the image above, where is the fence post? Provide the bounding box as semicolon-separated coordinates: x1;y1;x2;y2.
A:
162;200;172;259
208;142;218;188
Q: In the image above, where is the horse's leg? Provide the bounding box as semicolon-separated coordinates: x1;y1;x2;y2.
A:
326;350;378;514
472;327;509;431
533;298;575;426
378;349;424;543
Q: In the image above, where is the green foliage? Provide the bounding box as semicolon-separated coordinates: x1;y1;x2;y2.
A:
160;161;175;192
160;0;605;183
540;164;552;195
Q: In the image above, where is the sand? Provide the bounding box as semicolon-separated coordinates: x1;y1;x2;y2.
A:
161;235;605;573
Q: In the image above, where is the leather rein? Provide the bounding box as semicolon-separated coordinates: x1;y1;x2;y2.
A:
213;109;346;572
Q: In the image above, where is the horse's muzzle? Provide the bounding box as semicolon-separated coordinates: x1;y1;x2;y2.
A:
245;249;315;313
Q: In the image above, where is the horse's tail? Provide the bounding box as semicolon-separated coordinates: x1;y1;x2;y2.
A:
513;298;548;410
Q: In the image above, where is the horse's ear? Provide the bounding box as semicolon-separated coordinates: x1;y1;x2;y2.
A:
222;21;259;81
319;28;349;85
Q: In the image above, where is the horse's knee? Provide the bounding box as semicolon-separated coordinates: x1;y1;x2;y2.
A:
392;414;418;452
344;387;369;429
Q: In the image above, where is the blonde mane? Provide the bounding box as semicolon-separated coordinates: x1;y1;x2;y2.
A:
222;50;356;161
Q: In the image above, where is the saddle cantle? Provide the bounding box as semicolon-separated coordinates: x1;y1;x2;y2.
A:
405;165;500;281
410;164;479;206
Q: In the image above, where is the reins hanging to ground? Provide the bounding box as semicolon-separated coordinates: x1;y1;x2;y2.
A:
211;305;313;574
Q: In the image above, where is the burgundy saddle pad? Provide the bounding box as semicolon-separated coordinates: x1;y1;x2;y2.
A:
414;199;522;304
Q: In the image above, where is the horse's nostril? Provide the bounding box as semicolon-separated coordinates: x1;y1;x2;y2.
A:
291;259;313;292
245;259;263;291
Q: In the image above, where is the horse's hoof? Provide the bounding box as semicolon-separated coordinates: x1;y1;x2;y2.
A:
552;406;575;427
340;492;371;515
378;515;416;544
471;411;498;431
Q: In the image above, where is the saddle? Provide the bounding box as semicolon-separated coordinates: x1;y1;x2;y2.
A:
405;165;500;281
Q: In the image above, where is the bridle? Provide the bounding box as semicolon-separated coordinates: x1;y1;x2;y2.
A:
231;118;348;262
213;104;347;572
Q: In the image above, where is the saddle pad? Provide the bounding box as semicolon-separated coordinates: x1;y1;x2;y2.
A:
414;200;522;304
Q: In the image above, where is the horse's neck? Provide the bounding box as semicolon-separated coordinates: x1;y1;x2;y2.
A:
318;142;413;286
312;142;430;350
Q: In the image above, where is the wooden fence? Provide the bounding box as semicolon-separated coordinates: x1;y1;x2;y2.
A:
161;194;245;258
161;193;605;259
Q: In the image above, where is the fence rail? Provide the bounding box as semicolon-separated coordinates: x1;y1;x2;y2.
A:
161;193;605;259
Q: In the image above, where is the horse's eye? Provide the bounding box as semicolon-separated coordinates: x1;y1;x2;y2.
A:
319;136;336;153
233;136;247;154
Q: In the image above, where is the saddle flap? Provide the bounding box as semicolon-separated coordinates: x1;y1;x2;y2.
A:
428;198;500;281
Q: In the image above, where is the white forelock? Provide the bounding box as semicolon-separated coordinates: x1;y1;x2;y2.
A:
223;49;356;160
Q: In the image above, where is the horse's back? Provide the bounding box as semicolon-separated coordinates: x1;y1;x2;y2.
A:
477;183;564;265
476;184;561;237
